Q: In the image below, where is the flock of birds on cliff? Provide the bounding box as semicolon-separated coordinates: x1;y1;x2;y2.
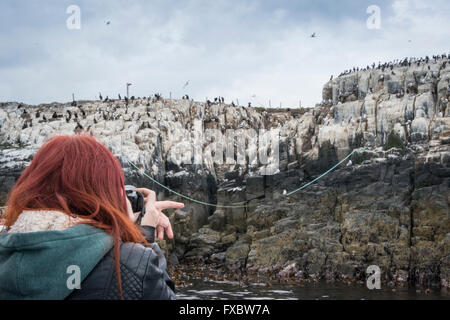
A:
321;53;450;116
333;53;450;79
17;90;256;133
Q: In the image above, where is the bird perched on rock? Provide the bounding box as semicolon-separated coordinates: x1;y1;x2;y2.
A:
346;160;353;167
75;122;83;131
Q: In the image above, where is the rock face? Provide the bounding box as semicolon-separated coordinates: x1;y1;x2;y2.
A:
1;56;449;288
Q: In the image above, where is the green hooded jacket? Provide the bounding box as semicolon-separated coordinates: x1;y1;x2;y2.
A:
0;224;113;300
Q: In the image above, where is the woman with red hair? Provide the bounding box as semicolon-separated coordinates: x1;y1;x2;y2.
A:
0;135;184;300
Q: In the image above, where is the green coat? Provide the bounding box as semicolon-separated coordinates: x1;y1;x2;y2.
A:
0;224;113;300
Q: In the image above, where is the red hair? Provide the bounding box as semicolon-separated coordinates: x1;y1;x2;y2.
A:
4;134;147;297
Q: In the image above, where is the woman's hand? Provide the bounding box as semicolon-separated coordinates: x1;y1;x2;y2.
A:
136;188;184;240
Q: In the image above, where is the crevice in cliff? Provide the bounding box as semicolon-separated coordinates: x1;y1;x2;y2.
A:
428;74;440;140
406;164;416;285
374;96;381;146
408;96;417;144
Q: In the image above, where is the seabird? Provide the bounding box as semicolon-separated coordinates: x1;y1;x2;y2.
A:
75;123;83;131
310;32;317;38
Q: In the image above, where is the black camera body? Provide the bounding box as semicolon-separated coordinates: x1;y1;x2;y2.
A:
125;185;146;224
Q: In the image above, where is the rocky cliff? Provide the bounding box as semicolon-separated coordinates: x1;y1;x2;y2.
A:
1;55;449;288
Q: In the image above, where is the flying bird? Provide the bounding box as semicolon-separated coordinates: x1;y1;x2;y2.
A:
182;81;190;89
106;21;111;25
310;32;317;38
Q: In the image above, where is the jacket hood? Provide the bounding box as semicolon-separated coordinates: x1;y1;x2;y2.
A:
0;210;113;300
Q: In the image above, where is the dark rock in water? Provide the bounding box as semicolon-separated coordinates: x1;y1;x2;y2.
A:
225;241;250;270
209;252;226;263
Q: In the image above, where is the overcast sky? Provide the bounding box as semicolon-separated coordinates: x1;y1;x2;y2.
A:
0;0;449;108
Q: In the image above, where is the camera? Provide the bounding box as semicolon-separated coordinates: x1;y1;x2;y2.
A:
125;185;146;224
